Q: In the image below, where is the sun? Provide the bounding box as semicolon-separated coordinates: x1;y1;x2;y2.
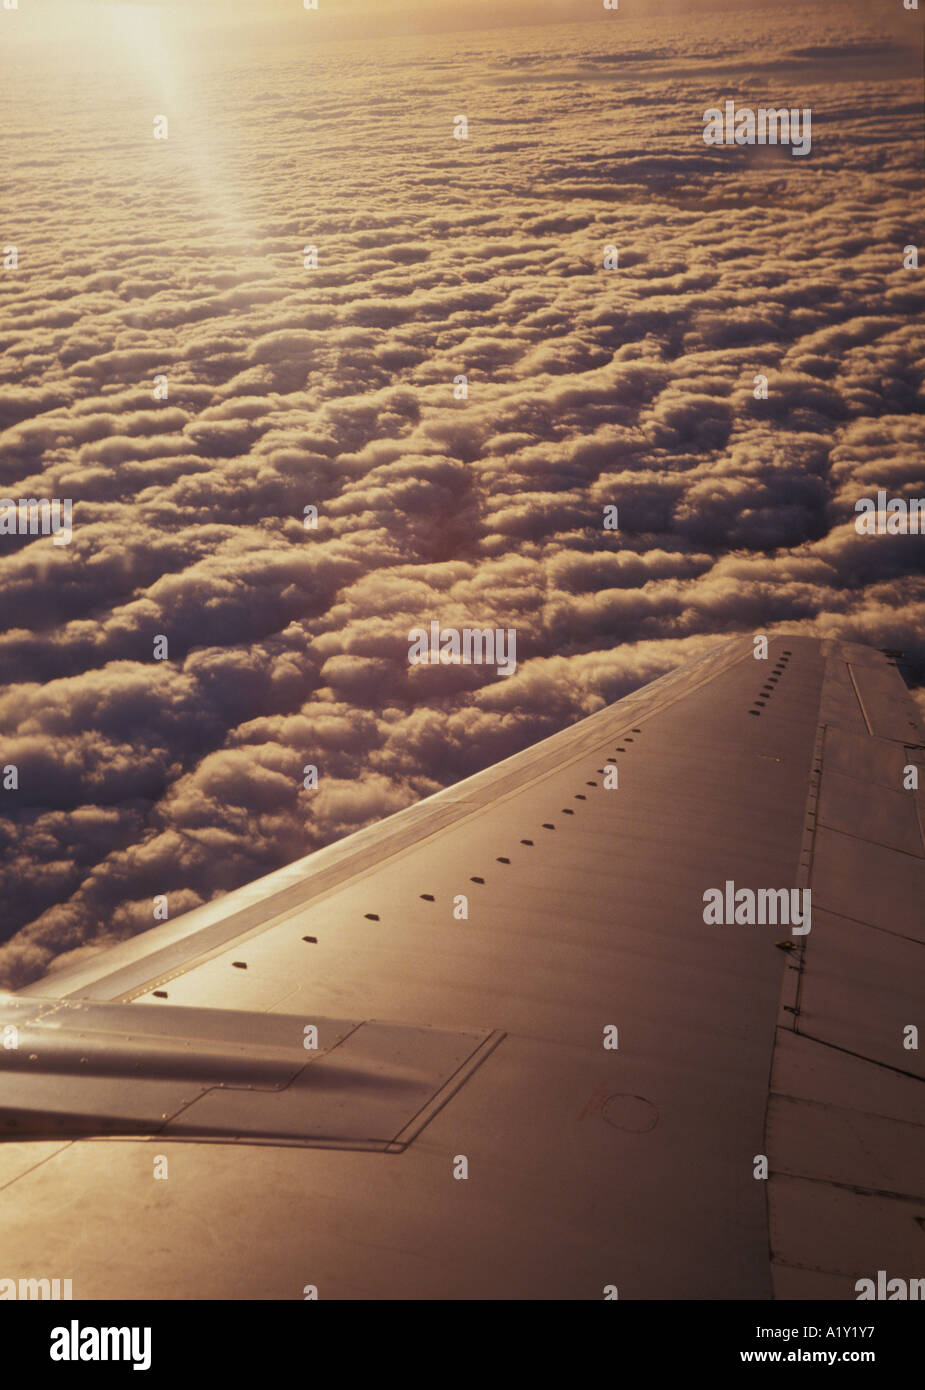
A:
13;1;191;79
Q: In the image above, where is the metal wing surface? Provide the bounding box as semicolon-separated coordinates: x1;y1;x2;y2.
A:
1;634;922;1299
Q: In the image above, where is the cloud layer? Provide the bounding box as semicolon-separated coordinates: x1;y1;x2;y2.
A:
1;2;922;986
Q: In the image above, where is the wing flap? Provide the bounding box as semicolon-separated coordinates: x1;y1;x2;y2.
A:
767;642;925;1298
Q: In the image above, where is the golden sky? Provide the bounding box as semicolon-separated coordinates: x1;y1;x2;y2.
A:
12;0;834;47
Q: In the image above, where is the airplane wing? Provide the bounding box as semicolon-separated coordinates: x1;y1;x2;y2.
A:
1;634;923;1299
